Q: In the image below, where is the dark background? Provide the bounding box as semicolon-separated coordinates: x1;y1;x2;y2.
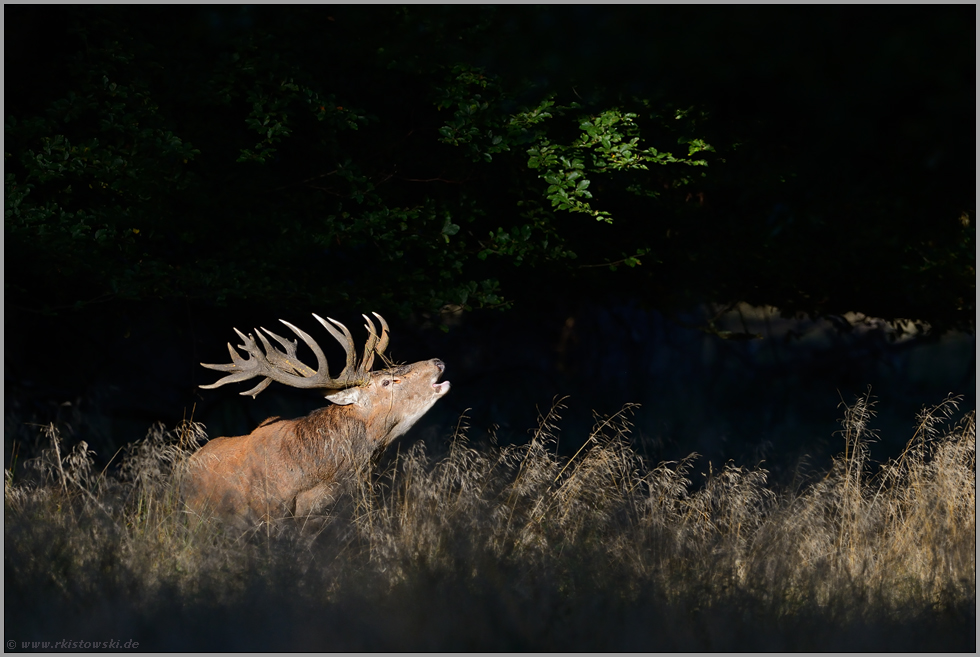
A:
4;6;975;480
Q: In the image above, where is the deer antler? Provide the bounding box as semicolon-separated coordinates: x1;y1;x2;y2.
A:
201;312;390;398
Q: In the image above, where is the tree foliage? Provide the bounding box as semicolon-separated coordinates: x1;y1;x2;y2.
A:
5;6;974;332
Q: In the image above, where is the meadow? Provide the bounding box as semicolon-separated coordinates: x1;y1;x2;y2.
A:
4;393;975;651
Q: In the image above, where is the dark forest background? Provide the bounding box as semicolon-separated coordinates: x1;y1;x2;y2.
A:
4;5;975;478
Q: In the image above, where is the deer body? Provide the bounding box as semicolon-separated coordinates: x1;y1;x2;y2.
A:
183;314;449;525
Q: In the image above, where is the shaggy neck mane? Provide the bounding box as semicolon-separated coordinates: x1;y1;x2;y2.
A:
281;405;399;469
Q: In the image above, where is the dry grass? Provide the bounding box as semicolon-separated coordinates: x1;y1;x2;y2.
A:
4;394;975;651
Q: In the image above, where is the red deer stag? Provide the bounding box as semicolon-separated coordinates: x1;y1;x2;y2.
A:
183;312;450;525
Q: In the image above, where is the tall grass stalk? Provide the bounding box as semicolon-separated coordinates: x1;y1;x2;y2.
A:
5;395;974;651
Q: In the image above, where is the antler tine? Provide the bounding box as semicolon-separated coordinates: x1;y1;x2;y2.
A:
372;312;390;357
276;319;334;383
361;314;380;372
258;327;316;377
313;314;363;385
200;329;265;388
255;330;291;373
201;337;247;373
262;327;298;353
240;377;273;399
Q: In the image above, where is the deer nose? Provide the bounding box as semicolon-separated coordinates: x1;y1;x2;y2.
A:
432;359;445;372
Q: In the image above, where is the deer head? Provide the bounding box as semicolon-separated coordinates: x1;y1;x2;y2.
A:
199;312;450;442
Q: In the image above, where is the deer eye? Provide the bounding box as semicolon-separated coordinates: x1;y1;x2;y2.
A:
381;379;391;387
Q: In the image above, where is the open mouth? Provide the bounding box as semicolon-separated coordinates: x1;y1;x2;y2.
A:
432;364;451;395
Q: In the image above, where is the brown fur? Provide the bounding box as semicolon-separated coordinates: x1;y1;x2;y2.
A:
183;358;450;525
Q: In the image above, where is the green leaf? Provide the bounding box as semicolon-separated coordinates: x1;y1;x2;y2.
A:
442;219;460;236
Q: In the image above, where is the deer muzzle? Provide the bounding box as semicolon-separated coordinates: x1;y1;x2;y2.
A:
430;359;451;395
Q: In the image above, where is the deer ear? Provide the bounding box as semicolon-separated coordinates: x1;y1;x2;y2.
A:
324;388;363;406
